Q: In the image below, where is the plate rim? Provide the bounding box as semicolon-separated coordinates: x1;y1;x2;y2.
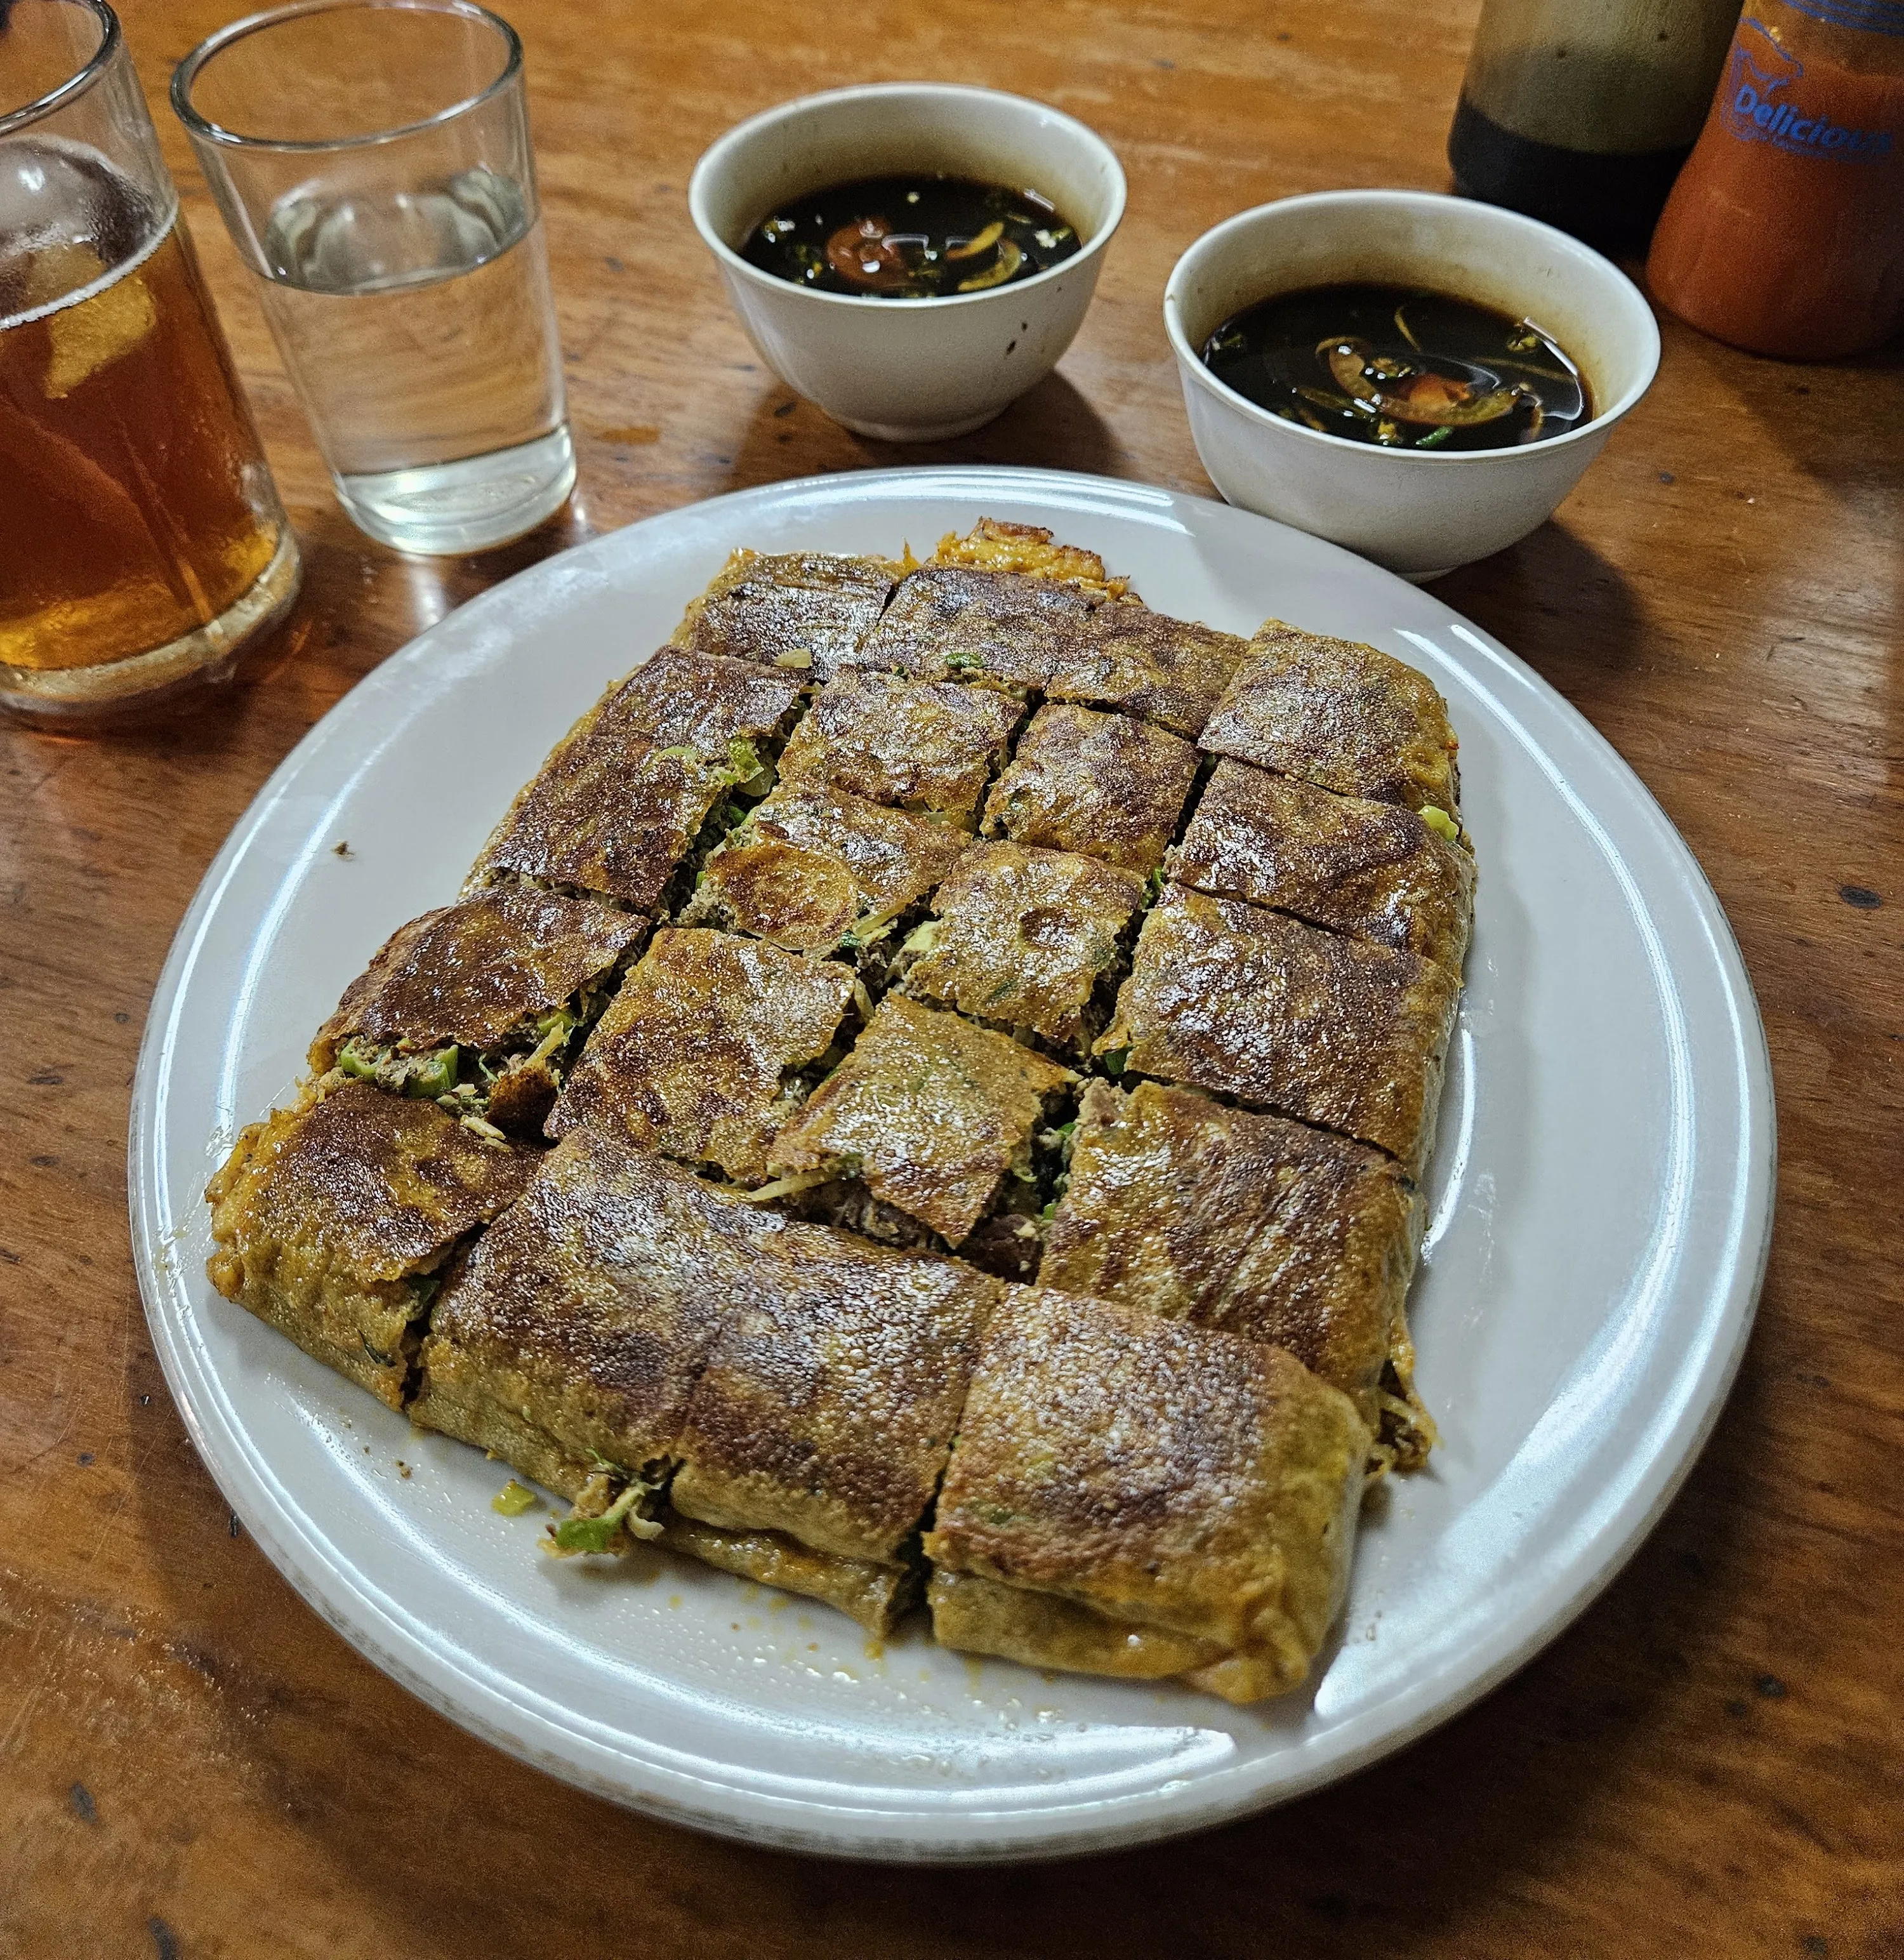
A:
129;464;1776;1862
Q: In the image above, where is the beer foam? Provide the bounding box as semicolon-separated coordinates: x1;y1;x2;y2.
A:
0;137;171;333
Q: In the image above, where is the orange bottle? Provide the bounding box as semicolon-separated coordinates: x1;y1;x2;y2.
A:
1648;1;1904;358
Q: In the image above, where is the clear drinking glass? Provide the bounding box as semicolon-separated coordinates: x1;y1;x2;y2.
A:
172;0;573;555
1;0;300;720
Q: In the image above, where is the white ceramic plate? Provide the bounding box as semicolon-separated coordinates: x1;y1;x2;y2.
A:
129;466;1774;1864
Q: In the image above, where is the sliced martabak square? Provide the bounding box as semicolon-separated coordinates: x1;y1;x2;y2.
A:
548;925;856;1185
777;670;1023;830
1044;604;1248;739
1040;1079;1431;1467
204;1080;538;1409
854;564;1098;689
676;781;967;958
605;642;812;755
1200;622;1461;818
1168;758;1475;972
765;993;1072;1247
897;839;1146;1052
982;702;1199;877
307;887;647;1135
923;1284;1370;1704
412;1130;1002;1632
670;548;899;682
1097;883;1460;1177
411;1129;765;1530
668;1230;1004;1631
465;649;804;909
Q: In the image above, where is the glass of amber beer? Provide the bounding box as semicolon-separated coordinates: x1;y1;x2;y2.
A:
0;0;300;718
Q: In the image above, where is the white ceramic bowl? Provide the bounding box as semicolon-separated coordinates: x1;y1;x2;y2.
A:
689;83;1125;442
1164;190;1661;579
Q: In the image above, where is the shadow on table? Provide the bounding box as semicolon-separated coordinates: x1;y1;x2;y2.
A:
721;369;1131;496
1431;521;1649;687
1728;338;1904;496
1713;340;1904;793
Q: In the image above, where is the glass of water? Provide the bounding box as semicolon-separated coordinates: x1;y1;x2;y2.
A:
171;0;572;555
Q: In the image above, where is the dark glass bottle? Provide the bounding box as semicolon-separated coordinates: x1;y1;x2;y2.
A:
1449;0;1743;254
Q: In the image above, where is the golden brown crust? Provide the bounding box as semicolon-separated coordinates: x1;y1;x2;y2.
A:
1098;884;1462;1176
677;840;860;953
308;889;645;1069
206;1081;537;1283
414;1129;996;1627
982;703;1200;876
677;783;967;953
466;649;804;907
217;1263;423;1410
1045;606;1248;738
411;1131;773;1486
658;1514;918;1634
777;671;1024;829
604;644;811;754
466;750;717;911
766;995;1072;1245
927;1568;1221;1679
547;926;855;1184
924;1285;1370;1701
206;520;1476;1700
670;548;898;681
670;1240;1002;1565
856;564;1098;689
203;1083;537;1408
1200;623;1461;815
929;518;1134;604
1040;1080;1422;1443
1168;759;1475;972
899;840;1146;1045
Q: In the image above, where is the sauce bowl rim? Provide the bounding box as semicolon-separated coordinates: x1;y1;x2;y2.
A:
1163;189;1661;466
689;80;1128;315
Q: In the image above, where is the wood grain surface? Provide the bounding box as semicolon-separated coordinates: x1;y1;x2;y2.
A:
4;1;1901;1954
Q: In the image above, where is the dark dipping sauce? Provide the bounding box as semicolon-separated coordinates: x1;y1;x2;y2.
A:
741;173;1081;300
1201;282;1590;452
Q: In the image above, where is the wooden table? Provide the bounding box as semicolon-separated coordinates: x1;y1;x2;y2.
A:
5;1;1901;1952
